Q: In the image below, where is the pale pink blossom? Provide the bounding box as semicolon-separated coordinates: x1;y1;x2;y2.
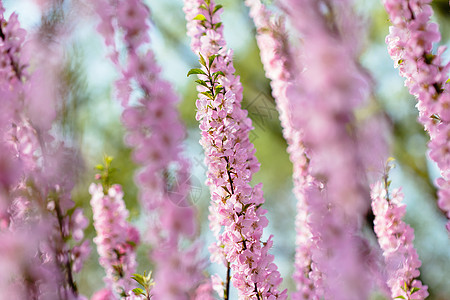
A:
371;180;429;300
383;0;450;232
90;183;139;296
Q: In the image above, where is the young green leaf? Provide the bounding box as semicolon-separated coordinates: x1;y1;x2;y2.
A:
213;71;225;80
215;86;224;94
132;288;145;296
394;296;406;299
199;53;207;67
193;14;206;21
213;4;223;15
195;79;209;87
209;54;218;68
410;287;421;294
187;68;207;77
104;155;113;165
131;274;146;287
201;91;213;99
143;271;155;286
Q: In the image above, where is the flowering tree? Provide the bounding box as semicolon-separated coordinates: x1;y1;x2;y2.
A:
0;0;449;299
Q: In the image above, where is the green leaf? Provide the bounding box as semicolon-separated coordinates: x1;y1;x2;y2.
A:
394;296;406;299
214;22;222;30
119;290;128;298
215;86;224;94
213;71;225;80
209;54;218;68
403;282;408;292
199;53;207;67
127;240;137;248
143;271;152;284
193;14;206;21
95;164;104;171
200;4;208;10
132;288;145;296
131;274;146;287
187;68;207;77
104;155;113;165
213;4;223;14
195;79;209;87
411;287;421;294
201;91;213;99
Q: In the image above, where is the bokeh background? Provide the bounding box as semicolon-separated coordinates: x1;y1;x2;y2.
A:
2;0;450;299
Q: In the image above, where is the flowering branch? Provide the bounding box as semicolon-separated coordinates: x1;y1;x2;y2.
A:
383;0;450;233
371;160;428;300
185;0;286;298
90;158;139;297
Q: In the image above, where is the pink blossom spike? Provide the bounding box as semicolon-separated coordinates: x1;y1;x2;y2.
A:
184;0;287;298
90;183;139;297
371;177;429;299
382;0;450;233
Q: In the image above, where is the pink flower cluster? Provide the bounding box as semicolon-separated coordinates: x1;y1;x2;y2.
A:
184;0;287;298
94;0;206;298
383;0;450;232
244;0;318;298
371;180;428;299
90;183;139;296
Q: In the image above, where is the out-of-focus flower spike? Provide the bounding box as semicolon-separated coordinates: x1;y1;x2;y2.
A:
93;0;207;298
278;0;376;298
244;0;318;298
